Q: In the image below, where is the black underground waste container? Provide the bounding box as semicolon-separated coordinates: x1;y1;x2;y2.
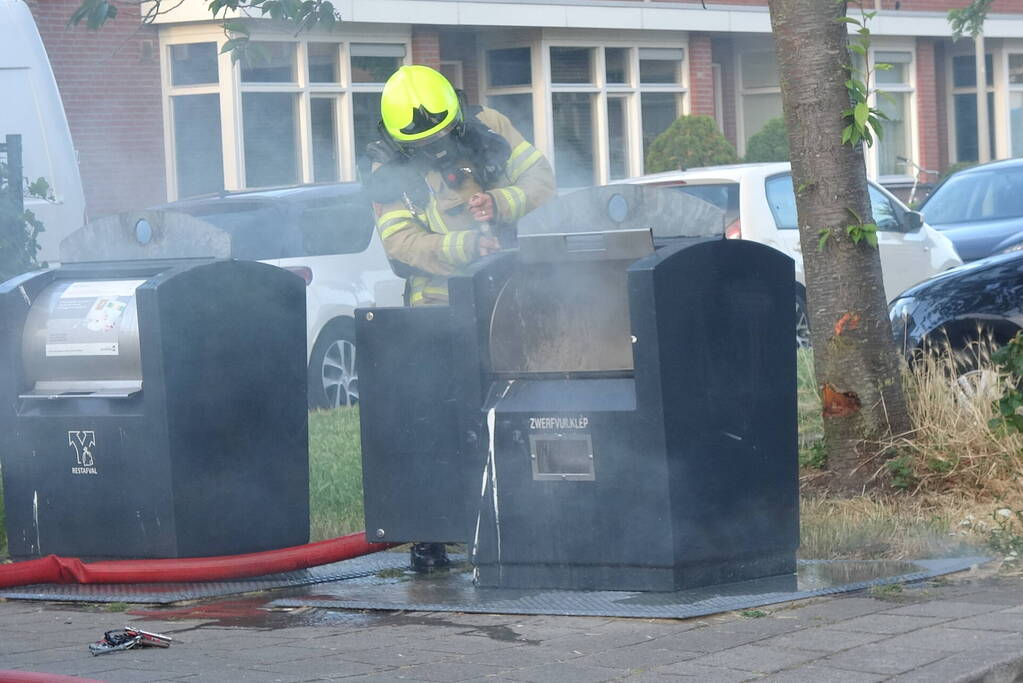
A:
0;257;309;559
357;186;799;592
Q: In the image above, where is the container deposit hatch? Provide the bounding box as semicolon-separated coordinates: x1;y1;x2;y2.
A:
0;212;309;559
357;185;798;592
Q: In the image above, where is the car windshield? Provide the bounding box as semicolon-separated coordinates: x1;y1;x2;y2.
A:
661;183;739;225
922;167;1023;226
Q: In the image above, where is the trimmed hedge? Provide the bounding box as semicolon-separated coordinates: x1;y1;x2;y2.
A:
744;117;790;163
644;115;738;173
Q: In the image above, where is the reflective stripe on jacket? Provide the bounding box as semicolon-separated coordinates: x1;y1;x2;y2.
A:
375;107;555;306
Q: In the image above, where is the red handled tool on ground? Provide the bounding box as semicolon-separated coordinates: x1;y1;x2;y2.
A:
88;626;173;655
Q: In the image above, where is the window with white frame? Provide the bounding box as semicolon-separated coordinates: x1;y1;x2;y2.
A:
950;52;995;163
485;47;536;143
484;43;685;188
350;42;406;175
240;42;301;188
1010;54;1023;158
163;32;407;199
637;47;686;171
555;45;686;185
168;42;225;198
738;49;783;155
873;51;914;178
550;46;599;187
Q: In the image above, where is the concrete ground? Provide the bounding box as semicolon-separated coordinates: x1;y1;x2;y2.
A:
1;569;1022;683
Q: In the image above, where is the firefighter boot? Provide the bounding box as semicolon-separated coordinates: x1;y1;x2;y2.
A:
410;543;450;572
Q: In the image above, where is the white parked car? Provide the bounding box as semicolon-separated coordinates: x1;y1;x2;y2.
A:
619;163;962;345
152;183;405;409
1;0;87;263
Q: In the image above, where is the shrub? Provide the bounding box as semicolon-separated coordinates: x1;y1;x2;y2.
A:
744;117;790;163
0;160;45;283
644;115;738;173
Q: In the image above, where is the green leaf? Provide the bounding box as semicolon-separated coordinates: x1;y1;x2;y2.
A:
220;36;250;60
849;43;867;56
871;120;887;142
865;230;878;248
223;19;251;35
854;101;869;128
26;178;51;200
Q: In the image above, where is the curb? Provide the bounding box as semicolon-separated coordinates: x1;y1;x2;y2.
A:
958;650;1023;683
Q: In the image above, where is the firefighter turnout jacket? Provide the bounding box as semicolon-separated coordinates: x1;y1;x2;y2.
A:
374;107;555;306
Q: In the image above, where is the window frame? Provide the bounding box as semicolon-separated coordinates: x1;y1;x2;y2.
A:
481;32;689;190
947;45;998;165
160;24;410;199
866;44;916;183
1006;50;1023;158
735;39;782;159
544;41;687;187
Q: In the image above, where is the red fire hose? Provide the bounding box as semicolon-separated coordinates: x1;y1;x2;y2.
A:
0;532;396;589
0;674;108;683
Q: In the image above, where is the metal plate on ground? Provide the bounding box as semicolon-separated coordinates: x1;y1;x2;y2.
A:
0;551;410;604
268;556;988;620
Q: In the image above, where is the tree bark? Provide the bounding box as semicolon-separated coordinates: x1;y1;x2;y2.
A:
768;0;911;493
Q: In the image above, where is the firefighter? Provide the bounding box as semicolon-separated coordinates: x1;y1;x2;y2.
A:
365;65;555;571
367;64;555;306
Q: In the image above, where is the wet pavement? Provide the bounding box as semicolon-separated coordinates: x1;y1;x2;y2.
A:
2;565;1023;682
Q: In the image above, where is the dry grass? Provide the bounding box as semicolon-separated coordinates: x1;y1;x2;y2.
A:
798;342;1023;562
887;343;1023;499
799;495;1004;560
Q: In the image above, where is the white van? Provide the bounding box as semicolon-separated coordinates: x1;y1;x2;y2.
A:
0;0;86;264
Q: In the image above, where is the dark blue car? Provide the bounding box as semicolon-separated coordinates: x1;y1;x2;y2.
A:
920;158;1023;262
889;250;1023;362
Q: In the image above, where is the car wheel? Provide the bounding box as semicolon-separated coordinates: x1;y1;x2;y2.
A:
795;293;812;349
948;335;1004;403
309;319;358;410
953;366;1001;402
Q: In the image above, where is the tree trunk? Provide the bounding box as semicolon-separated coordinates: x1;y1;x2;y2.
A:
768;0;911;493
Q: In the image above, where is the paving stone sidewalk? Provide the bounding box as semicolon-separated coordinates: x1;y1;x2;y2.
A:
1;571;1021;683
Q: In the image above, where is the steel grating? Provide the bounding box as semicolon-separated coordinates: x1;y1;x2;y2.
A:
0;554;989;617
267;556;989;620
0;551;410;604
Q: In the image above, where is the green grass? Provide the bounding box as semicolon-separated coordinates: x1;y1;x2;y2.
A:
797;349;825;468
308;407;365;541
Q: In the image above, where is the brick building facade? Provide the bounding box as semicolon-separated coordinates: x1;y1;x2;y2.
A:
27;0;166;218
25;0;1023;213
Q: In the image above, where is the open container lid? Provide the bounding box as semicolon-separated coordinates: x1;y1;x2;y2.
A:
489;186;724;377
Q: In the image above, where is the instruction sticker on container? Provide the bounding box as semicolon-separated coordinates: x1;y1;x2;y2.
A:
60;280;145;300
45;279;145;357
